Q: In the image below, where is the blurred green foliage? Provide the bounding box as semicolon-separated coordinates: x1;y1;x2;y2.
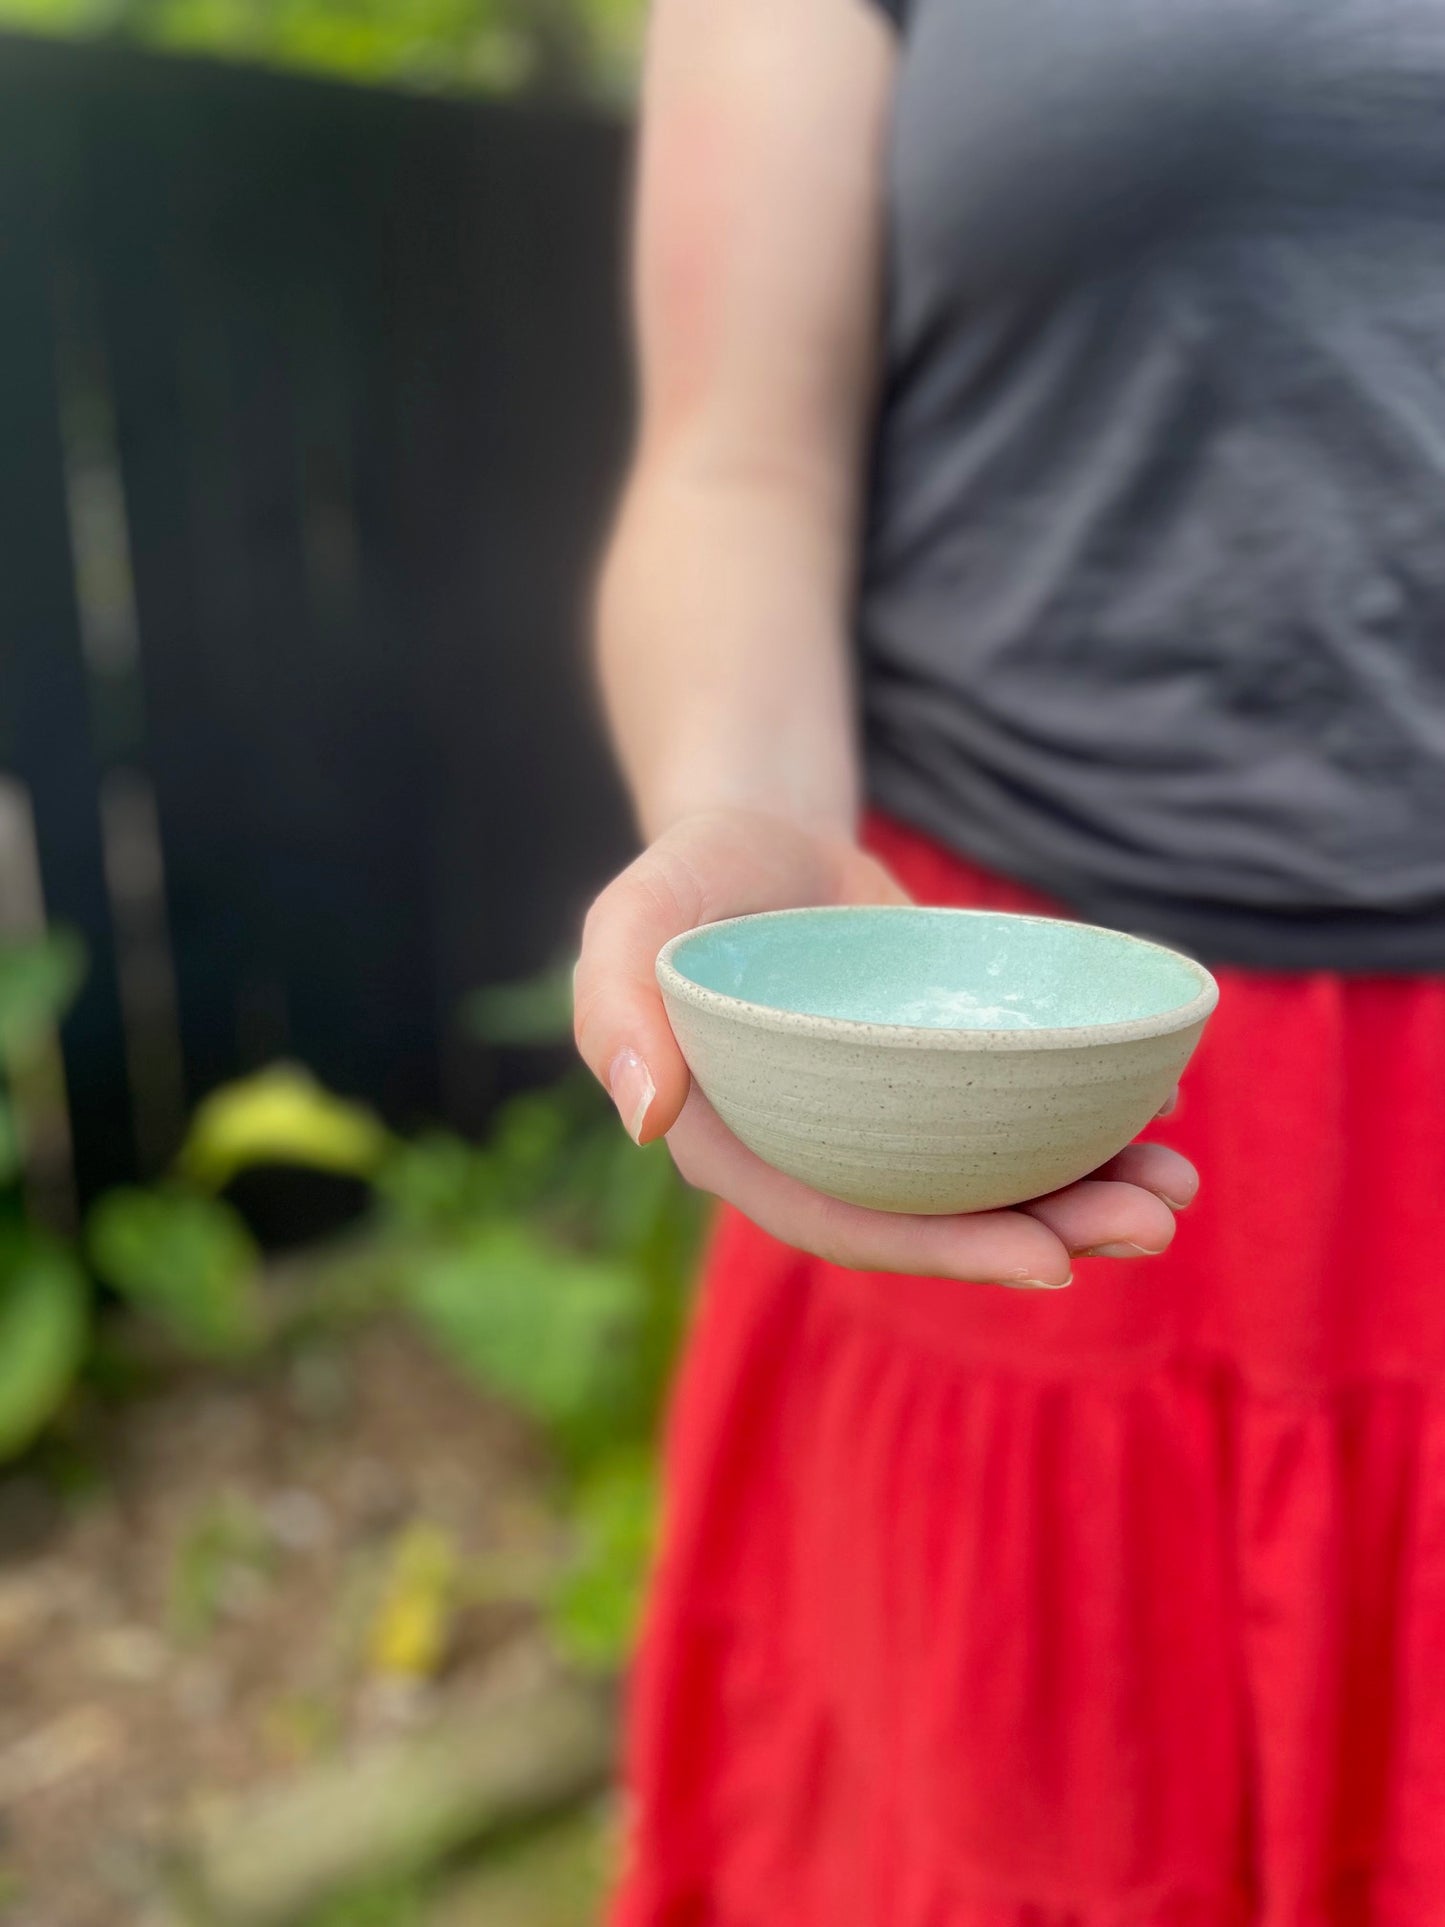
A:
176;971;704;1670
0;1225;88;1461
0;930;86;1060
0;932;91;1459
196;1046;702;1670
0;936;703;1674
460;958;575;1047
88;1185;265;1358
408;1225;647;1466
549;1446;654;1669
304;1883;425;1927
0;929;269;1451
0;0;645;99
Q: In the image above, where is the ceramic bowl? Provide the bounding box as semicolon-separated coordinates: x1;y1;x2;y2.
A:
656;906;1217;1216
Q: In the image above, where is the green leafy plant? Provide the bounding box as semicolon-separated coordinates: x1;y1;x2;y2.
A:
0;939;290;1452
87;1186;265;1359
383;1104;697;1671
0;930;85;1062
0;938;704;1673
0;932;91;1456
176;964;707;1671
385;968;703;1670
375;1131;501;1232
0;929;87;1219
548;1447;655;1671
72;1065;394;1367
405;1222;648;1466
0;0;646;101
0;1226;88;1460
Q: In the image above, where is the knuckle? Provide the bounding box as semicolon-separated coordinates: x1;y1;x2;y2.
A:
632;850;701;932
583;846;702;949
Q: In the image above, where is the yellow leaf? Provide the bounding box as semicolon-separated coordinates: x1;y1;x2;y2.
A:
366;1522;459;1680
178;1064;395;1191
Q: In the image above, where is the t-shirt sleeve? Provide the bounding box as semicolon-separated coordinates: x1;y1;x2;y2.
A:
865;0;908;25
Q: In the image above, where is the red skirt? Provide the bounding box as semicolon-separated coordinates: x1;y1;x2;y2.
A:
612;816;1445;1927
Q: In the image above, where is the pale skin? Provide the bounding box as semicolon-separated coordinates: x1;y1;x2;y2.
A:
573;0;1197;1290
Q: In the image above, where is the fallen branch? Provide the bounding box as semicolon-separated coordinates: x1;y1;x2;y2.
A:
173;1664;619;1926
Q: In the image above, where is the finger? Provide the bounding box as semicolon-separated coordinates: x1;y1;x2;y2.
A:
1019;1178;1178;1259
1092;1140;1198;1211
668;1089;1074;1287
573;845;706;1143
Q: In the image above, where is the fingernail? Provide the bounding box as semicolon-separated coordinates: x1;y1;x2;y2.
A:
1007;1273;1073;1291
608;1048;656;1144
1161;1193;1193;1213
1082;1242;1158;1259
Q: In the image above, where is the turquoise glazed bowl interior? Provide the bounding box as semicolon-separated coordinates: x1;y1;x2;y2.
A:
663;907;1209;1036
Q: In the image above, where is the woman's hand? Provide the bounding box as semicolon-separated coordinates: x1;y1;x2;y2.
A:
575;808;1196;1289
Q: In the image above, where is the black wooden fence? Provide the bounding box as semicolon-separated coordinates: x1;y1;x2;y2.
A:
0;34;635;1200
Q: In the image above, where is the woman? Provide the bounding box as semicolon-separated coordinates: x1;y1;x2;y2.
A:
574;0;1445;1919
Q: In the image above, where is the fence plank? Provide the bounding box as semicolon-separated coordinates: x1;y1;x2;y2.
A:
0;84;137;1197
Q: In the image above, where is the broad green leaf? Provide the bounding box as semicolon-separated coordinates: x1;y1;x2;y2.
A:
0;1227;88;1461
461;959;575;1047
404;1223;647;1459
0;931;85;1062
87;1187;263;1358
548;1449;656;1670
178;1064;394;1191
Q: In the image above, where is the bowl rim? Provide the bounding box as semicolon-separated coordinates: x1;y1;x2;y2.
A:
656;905;1219;1052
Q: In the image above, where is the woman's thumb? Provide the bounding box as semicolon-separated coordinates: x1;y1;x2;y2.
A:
573;848;701;1144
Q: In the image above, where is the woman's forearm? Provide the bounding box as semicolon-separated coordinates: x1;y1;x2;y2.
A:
596;454;862;845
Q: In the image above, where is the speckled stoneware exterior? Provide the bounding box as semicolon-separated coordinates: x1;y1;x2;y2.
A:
656;907;1219;1216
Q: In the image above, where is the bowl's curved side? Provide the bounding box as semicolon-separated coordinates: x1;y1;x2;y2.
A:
662;987;1208;1215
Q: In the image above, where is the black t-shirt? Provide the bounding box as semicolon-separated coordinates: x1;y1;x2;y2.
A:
858;0;1445;968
